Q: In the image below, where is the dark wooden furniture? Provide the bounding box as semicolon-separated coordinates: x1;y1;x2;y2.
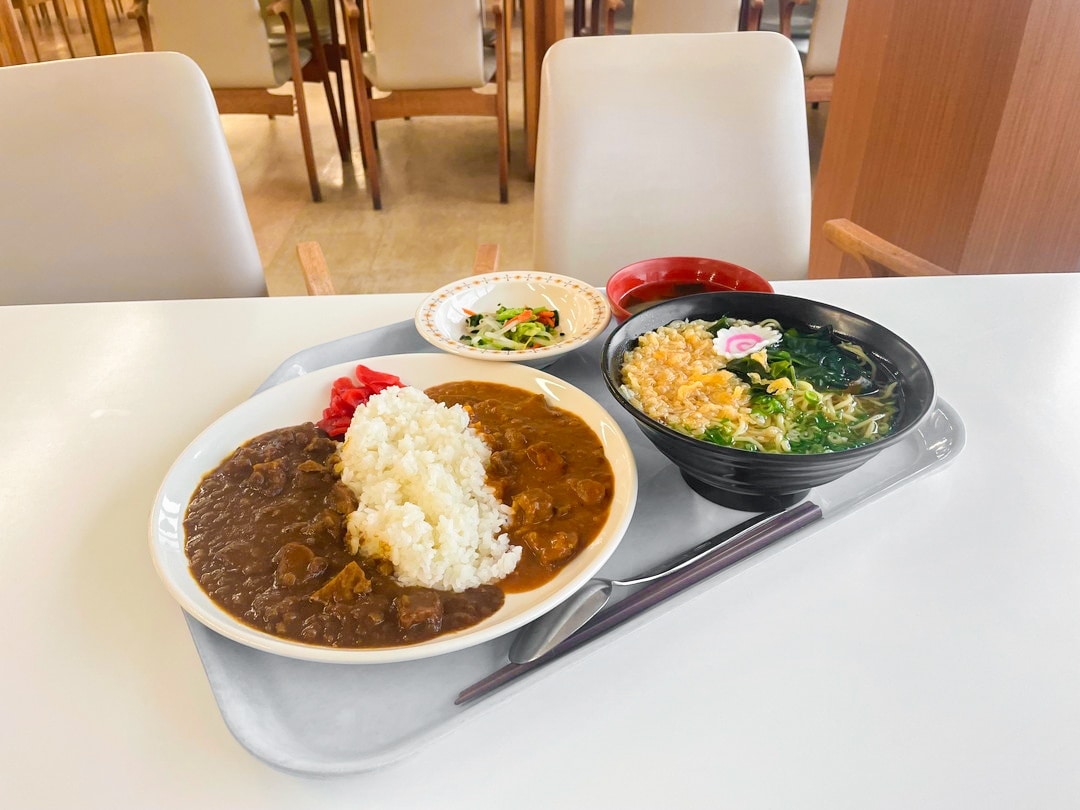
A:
810;0;1080;278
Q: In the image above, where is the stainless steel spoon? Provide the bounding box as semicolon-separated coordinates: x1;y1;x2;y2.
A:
508;509;784;664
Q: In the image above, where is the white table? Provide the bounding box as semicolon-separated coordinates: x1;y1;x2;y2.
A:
3;275;1079;809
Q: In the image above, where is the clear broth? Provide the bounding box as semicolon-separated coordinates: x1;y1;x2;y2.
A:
621;280;734;315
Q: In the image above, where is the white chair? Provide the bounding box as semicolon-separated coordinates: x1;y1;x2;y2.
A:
531;32;812;286
340;0;510;209
130;0;348;202
0;53;332;305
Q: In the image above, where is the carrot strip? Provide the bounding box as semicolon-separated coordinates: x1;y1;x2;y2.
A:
506;309;534;326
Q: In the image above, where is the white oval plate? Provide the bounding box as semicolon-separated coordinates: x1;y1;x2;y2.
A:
149;353;637;664
414;272;610;367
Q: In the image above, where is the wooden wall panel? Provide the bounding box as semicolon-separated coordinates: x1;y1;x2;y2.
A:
959;0;1080;274
810;0;1080;278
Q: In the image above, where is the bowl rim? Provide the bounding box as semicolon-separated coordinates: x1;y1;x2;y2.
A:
601;291;936;460
414;271;611;362
606;255;775;322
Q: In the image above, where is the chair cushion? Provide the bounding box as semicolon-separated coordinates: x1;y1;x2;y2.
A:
361;45;495;92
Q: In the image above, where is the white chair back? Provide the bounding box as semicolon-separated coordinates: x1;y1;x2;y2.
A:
631;0;741;35
366;0;486;90
0;53;267;305
804;0;848;77
150;0;277;88
533;32;812;285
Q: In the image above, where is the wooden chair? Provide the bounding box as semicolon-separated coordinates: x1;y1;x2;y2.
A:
264;0;349;146
780;0;847;102
819;219;953;278
596;0;755;36
0;53;333;305
12;0;75;60
340;0;510;210
129;0;349;202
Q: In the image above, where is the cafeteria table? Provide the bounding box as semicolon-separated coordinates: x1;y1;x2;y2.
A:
2;274;1078;809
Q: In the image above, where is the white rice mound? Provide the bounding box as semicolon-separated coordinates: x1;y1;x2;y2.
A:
338;386;520;592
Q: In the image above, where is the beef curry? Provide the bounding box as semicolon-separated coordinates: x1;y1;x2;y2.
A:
183;381;614;649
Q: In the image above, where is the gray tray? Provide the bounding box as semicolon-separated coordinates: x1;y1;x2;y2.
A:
184;319;966;775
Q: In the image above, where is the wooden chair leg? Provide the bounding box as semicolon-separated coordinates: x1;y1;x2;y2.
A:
473;244;500;275
280;20;321;201
745;0;763;30
502;0;512;80
1;0;29;64
51;0;74;57
71;0;86;33
494;2;509;203
300;0;350;163
327;7;351;153
291;82;321;203
779;0;797;38
296;241;337;295
342;0;381;208
18;4;41;61
340;10;366;169
357;98;381;209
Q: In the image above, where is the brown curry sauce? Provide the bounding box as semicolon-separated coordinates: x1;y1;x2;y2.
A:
183;381;614;649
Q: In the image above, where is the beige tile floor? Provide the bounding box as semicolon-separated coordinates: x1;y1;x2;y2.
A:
24;6;828;297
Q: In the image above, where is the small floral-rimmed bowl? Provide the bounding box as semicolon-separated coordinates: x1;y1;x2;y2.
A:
415;271;611;368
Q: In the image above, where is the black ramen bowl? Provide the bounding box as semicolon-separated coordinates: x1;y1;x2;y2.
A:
601;292;935;511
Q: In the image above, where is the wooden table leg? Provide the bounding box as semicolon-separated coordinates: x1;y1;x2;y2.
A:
83;0;115;54
1;0;29;64
522;0;564;176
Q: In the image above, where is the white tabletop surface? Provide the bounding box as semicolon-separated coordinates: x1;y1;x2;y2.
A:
3;275;1079;809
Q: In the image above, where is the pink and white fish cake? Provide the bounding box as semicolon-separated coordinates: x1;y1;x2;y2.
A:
712;324;781;360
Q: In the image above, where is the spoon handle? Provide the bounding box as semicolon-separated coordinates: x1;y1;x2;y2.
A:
611;508;784;587
457;500;823;705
